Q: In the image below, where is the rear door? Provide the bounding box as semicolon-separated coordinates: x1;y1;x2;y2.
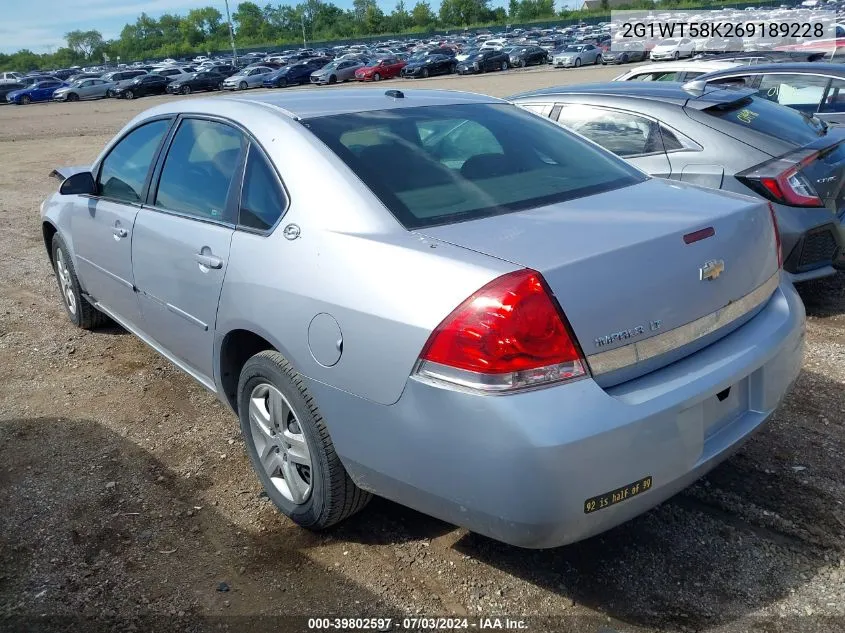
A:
553;104;673;177
132;117;246;387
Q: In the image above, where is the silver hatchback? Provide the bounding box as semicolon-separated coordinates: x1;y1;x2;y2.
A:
41;90;803;548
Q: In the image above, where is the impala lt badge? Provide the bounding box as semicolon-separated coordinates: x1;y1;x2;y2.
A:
700;259;725;281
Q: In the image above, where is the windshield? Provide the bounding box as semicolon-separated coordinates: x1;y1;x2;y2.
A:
304;103;643;229
660;39;680;45
563;46;582;52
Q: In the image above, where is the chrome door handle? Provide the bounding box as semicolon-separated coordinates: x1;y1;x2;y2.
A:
113;227;128;238
195;253;223;269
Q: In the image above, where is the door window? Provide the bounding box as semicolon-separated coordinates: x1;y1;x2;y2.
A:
98;119;171;203
239;145;287;231
629;71;681;82
820;78;845;113
155;118;246;222
555;105;663;157
757;73;829;113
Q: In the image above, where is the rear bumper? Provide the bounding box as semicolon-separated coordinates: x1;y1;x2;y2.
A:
308;279;805;548
777;202;844;280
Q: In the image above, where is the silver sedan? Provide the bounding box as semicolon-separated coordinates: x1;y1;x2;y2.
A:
310;60;364;84
41;89;804;548
552;44;603;67
52;78;111;102
223;66;273;90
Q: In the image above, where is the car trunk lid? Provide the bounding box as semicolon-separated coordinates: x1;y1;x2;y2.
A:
417;179;780;387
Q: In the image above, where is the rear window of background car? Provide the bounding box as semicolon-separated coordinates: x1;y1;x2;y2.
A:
704;95;826;145
305;103;644;229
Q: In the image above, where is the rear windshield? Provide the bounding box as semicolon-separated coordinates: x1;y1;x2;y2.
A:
304;103;644;229
704;95;826;145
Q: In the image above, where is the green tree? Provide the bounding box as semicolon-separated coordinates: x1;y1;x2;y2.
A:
233;2;265;40
411;1;436;27
64;29;103;58
508;0;519;18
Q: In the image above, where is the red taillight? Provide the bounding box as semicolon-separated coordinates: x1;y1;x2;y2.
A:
768;202;783;269
415;269;587;393
745;152;823;208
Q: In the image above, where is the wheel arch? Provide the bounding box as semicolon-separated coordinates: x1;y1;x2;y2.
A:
217;327;292;413
42;220;58;266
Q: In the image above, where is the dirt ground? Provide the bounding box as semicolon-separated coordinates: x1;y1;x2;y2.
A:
1;65;844;633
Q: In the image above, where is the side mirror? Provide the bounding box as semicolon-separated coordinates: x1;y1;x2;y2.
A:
59;171;96;196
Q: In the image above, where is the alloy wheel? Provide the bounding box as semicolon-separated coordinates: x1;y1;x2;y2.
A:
55;248;77;316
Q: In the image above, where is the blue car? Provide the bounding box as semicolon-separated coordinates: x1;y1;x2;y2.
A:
7;79;66;104
262;58;330;88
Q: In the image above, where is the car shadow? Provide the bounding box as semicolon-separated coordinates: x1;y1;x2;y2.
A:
796;271;845;317
0;417;399;632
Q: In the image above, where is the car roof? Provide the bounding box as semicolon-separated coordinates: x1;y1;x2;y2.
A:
697;61;845;77
510;81;756;109
138;88;503;121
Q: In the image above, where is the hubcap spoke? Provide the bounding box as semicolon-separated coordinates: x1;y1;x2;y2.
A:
282;458;307;504
283;429;310;465
248;392;274;440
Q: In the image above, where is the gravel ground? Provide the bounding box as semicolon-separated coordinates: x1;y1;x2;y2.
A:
1;65;844;633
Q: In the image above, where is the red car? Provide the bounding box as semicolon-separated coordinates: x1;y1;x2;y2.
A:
354;57;407;81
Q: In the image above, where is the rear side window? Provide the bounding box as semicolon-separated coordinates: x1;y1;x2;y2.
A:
555;105;663;158
155;119;246;221
629;71;681;82
820;78;845;113
757;73;829;113
98;119;171;203
305;103;644;229
703;95;826;145
239;145;286;231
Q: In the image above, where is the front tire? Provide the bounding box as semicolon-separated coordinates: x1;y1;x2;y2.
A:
595;54;601;65
373;72;381;81
501;61;509;71
20;95;31;105
181;85;191;95
238;351;371;529
574;58;581;68
51;234;108;330
67;92;79;102
328;75;337;84
422;68;429;78
673;51;680;60
124;89;134;100
239;81;248;90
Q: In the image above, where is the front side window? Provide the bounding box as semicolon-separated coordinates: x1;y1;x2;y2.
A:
757;73;829;113
155;119;245;221
98;119;171;203
239;144;286;231
555;105;662;158
305;103;643;229
630;71;681;82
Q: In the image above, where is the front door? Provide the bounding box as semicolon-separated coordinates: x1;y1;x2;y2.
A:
71;118;172;329
132;117;246;386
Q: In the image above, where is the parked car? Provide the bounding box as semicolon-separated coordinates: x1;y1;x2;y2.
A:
511;82;845;281
113;74;170;99
166;70;226;94
401;54;457;78
602;42;648;65
687;62;845;124
42;88;804;549
7;80;66;104
101;69;148;97
153;67;197;83
0;71;23;84
52;78;112;102
310;59;364;84
506;45;549;68
19;75;60;87
354;57;406;81
262;58;330;88
0;82;24;103
456;49;510;74
552;44;602;67
223;66;273;90
612;60;747;82
649;38;697;61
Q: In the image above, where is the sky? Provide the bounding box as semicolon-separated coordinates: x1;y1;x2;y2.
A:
1;0;578;55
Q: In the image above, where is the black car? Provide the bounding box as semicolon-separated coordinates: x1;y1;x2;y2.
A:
602;42;648;65
0;82;24;103
689;62;845;124
166;71;226;94
401;54;456;78
263;58;330;87
113;74;169;99
506;45;548;68
456;50;510;74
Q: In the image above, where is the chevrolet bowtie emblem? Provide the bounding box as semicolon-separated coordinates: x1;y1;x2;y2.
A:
700;259;725;281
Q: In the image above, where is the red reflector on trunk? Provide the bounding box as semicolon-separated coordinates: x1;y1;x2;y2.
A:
683;227;715;244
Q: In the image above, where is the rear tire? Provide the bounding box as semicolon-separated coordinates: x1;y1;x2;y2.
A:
595;54;601;65
51;234;108;330
217;81;224;90
501;61;509;71
237;350;371;529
